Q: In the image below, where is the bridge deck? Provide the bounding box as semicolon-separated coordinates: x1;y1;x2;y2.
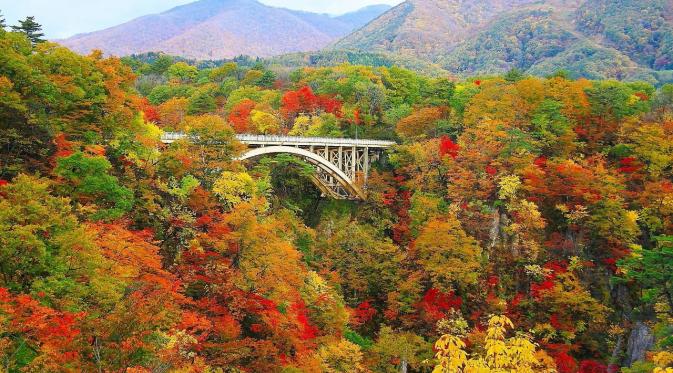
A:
161;132;396;148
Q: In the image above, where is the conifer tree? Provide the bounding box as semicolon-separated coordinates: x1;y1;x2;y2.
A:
257;70;277;88
0;10;6;30
12;16;45;43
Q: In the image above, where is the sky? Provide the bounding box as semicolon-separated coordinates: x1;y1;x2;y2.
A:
1;0;403;39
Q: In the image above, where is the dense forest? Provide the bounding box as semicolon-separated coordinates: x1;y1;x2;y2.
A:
334;0;673;85
2;24;673;373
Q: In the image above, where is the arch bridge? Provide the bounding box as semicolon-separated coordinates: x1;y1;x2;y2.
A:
161;133;395;200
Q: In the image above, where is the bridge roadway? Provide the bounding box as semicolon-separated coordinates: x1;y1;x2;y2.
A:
160;133;396;200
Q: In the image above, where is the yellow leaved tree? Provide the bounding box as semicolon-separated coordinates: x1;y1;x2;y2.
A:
433;315;551;373
653;350;673;373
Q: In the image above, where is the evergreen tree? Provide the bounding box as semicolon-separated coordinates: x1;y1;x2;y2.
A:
187;90;216;115
504;67;525;82
257;70;277;88
0;10;6;30
11;16;45;43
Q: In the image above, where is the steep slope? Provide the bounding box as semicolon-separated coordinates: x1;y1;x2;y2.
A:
332;0;673;83
441;0;673;81
333;0;539;59
574;0;673;70
58;0;389;59
435;8;578;75
526;41;660;81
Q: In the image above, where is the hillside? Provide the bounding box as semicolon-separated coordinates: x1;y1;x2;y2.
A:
333;0;539;59
58;0;391;59
332;0;673;83
4;27;673;371
268;50;450;77
574;0;673;70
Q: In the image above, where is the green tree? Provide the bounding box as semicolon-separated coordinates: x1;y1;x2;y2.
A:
0;174;79;291
148;54;173;75
619;236;673;314
187;88;216;115
652;84;673;115
55;152;134;220
423;78;455;106
504;67;526;82
0;10;6;30
257;70;276;88
316;219;405;302
11;16;45;43
209;62;238;82
372;326;433;372
167;61;198;82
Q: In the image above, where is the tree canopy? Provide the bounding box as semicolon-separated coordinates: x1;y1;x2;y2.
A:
1;27;673;372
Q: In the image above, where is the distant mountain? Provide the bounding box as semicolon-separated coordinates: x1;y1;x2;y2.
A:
58;0;391;59
574;0;673;71
332;0;673;84
335;5;394;30
334;0;539;59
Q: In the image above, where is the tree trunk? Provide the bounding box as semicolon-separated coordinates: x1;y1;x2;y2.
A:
400;359;408;373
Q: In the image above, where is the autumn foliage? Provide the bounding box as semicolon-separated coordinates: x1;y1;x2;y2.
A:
2;28;673;372
281;86;342;119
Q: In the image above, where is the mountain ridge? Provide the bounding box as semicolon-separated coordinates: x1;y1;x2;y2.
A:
333;0;541;59
331;0;673;84
57;0;673;84
58;0;392;59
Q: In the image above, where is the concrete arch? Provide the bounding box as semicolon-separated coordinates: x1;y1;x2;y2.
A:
238;146;365;200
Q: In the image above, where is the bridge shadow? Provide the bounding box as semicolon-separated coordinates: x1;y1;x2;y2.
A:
251;154;327;223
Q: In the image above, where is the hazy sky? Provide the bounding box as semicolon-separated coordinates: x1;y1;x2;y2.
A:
1;0;403;39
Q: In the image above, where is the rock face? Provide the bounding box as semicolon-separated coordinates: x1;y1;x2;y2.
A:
57;0;391;59
625;322;655;367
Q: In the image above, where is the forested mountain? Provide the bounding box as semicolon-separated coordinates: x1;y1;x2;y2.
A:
54;0;673;84
334;0;538;57
334;4;394;30
3;24;673;371
575;0;673;70
57;0;391;59
333;0;673;84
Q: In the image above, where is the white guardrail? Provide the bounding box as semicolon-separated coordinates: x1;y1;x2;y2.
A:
160;132;396;149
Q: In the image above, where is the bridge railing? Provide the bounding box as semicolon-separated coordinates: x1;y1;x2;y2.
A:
235;134;396;148
160;132;396;148
161;132;192;141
